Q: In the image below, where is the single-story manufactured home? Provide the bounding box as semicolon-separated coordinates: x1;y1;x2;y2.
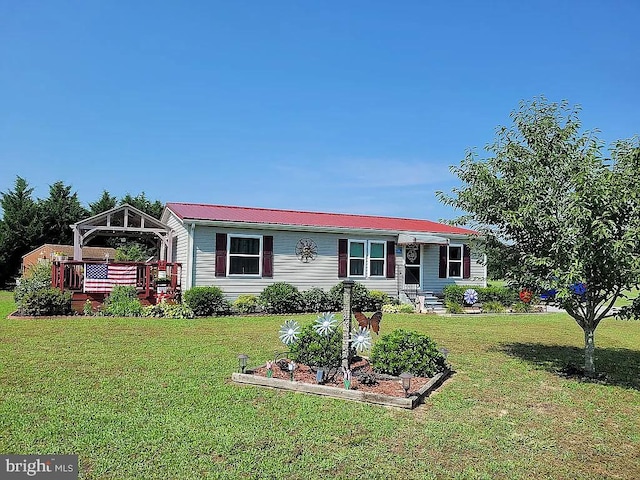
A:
161;203;486;300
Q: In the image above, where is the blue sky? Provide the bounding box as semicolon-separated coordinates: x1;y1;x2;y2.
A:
1;1;639;222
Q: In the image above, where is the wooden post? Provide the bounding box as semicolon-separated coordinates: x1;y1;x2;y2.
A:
341;280;354;370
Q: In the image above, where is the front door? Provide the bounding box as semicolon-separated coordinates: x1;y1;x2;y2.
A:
404;244;421;291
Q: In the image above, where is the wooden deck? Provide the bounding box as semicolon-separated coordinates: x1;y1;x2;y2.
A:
51;260;182;312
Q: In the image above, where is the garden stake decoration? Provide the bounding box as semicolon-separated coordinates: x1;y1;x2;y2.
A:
342;366;352;390
463;289;478;305
519;289;534;303
265;360;273;378
351;327;372;353
279;320;301;345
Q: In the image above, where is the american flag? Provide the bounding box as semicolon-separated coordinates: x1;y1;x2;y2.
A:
84;263;137;293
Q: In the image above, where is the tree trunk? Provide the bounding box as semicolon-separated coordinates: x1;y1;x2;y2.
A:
583;327;596;376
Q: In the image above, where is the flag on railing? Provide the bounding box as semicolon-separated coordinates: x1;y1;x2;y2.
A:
84;263;137;293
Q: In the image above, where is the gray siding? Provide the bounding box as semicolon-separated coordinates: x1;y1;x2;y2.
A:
192;226;401;300
421;244;486;293
165;213;189;288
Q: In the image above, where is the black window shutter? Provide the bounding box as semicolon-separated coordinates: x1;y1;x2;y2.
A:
386;241;395;278
439;245;448;278
463;244;471;279
262;235;274;278
215;233;227;277
338;239;348;278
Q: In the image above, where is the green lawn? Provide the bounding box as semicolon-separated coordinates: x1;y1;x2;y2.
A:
1;290;639;479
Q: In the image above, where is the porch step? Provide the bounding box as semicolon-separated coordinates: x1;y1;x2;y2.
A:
416;292;446;314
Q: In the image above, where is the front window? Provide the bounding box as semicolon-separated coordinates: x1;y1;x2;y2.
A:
448;244;462;278
229;236;261;275
349;241;365;276
369;242;386;277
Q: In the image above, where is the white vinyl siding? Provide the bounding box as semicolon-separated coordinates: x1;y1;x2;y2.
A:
420;244;486;293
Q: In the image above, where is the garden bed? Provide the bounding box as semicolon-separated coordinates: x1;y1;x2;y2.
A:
232;358;451;409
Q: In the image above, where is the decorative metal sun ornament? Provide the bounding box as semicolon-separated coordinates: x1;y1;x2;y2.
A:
279;320;301;345
295;238;318;263
313;312;337;336
351;327;373;352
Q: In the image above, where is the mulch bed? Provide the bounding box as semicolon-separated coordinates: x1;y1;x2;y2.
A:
251;357;432;398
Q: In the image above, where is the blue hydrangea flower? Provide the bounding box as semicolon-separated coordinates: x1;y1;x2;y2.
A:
463;289;478;305
279;320;301;345
313;312;337;337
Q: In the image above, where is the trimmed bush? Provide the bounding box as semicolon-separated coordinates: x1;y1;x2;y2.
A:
233;294;260;314
258;282;303;314
329;282;374;311
289;323;343;369
369;290;391;310
370;329;447;377
443;284;517;308
103;286;143;317
445;301;464;314
398;303;416;313
19;288;72;316
301;288;334;313
183;286;231;316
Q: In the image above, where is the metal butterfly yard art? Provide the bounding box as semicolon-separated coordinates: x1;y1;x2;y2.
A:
353;310;382;334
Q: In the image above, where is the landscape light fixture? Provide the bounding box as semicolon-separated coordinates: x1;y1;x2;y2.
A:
400;372;413;397
237;354;249;373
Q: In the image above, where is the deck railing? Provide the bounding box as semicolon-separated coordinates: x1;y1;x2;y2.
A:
51;260;182;300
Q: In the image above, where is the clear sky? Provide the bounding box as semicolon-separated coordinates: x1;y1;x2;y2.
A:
1;1;639;222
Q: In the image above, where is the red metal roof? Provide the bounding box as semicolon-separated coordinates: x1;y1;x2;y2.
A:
165;203;477;235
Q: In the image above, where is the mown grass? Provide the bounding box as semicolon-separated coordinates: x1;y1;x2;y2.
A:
1;290;639;479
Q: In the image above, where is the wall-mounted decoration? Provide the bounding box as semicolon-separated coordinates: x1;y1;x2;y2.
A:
295;238;318;263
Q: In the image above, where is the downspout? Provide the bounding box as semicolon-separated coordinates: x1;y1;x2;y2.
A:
483;253;488;287
186;222;196;290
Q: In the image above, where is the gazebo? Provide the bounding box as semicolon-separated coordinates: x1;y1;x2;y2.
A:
52;204;182;312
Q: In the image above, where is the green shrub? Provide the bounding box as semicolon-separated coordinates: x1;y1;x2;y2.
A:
301;288;334;313
289;323;343;369
370;329;447;377
14;262;53;305
443;284;517;308
233;294;260;314
329;282;374;311
258;282;303;314
445;301;464;314
511;301;533;313
142;301;195;319
83;299;93;316
19;288;72;316
183;286;231;316
103;286;143;317
398;303;416;313
481;300;506;313
114;243;147;262
382;303;400;313
369;290;391;310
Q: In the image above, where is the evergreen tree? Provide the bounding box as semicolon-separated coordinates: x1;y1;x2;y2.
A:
38;181;88;245
120;192;164;219
89;190;117;216
0;177;40;286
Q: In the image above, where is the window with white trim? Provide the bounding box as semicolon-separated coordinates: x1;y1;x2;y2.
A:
228;235;262;275
448;244;463;278
348;240;386;278
348;240;365;276
368;241;386;277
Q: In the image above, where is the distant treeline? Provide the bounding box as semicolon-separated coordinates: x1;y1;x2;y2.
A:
0;176;163;287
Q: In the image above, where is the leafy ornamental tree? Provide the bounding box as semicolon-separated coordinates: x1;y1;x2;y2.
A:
437;98;640;376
